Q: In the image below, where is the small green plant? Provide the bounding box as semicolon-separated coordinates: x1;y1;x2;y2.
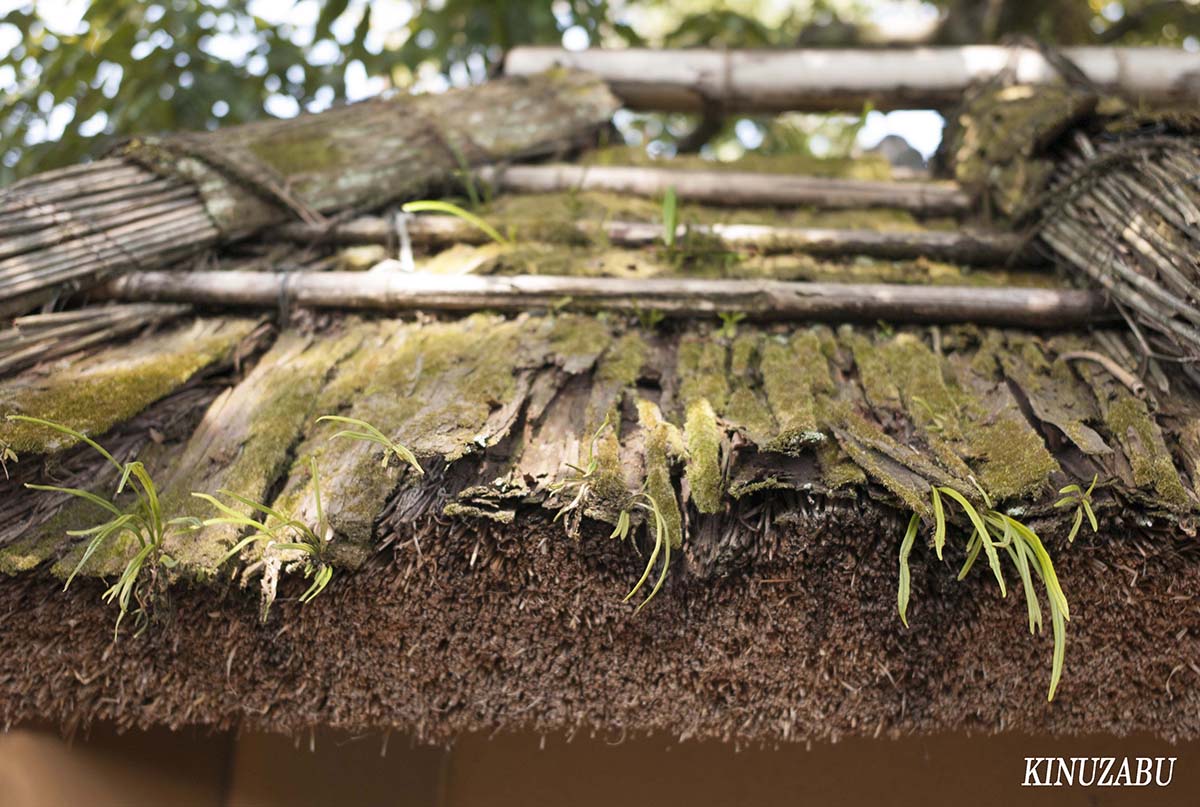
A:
1055;474;1099;544
635;308;667;330
447;140;483;210
316;415;423;475
199;456;334;619
898;480;1071;701
401;200;511;246
616;489;674;612
661;185;679;248
7;415;191;637
551;416;674;611
551;414;611;536
716;312;746;341
0;442;15;479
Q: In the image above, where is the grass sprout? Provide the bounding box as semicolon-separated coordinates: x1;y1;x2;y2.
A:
897;513;919;627
0;442;15;479
661;185;678;248
1055;474;1099;543
8;415;192;638
199;456;333;618
716;312;746;341
620;490;673;613
550;414;611;536
401;199;511;245
897;481;1072;701
316;415;423;475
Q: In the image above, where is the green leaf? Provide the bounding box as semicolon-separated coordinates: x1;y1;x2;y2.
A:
1066;507;1083;544
400;200;511;246
931;485;946;560
661;186;678;248
897;512;919;628
938;486;1006;597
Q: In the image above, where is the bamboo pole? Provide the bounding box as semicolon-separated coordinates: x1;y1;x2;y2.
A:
476;163;972;215
505;46;1200;112
272;214;1026;265
99;271;1112;328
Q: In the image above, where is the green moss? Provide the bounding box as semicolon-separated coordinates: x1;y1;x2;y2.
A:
546;314;612;374
248;134;342;176
832;416;933;518
847;328;1057;502
728;475;789;498
729;332;759;376
684;399;723;513
1106;394;1191;511
759;331;832;453
723;386;777;445
637;400;683;549
576;413;635;523
676;337;729;411
160;331;365;575
971;415;1060;501
816;439;866;489
0;319;255;454
596;332;647;387
442;502;516;523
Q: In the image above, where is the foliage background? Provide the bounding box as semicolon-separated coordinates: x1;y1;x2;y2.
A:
1;0;1198;184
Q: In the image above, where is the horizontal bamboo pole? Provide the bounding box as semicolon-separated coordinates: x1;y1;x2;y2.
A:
505;46;1200;112
477;163;971;215
273;214;1026;265
99;271;1113;328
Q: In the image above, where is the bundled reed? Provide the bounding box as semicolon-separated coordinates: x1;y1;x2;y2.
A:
0;69;619;320
0;161;215;318
0;302;191;378
1038;127;1200;385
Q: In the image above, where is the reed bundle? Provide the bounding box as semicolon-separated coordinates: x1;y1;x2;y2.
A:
1039;127;1200;384
0;70;619;321
0;302;191;378
0;161;215;319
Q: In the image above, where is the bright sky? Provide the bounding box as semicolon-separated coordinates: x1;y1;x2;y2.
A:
1;0;949;158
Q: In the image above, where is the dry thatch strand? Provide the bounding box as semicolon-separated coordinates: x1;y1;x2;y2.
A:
0;302;192;379
505;46;1200;113
476;163;972;215
0;69;620;320
99;270;1113;328
1038;129;1200;382
0;160;217;319
273;214;1026;265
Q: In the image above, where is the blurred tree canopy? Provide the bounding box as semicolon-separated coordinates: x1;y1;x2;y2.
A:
2;0;1198;184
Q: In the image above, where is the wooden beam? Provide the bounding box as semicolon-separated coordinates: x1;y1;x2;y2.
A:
477;163;972;215
504;46;1200;112
272;214;1027;265
99;271;1113;329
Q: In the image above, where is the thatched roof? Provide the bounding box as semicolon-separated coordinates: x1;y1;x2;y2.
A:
1;54;1199;744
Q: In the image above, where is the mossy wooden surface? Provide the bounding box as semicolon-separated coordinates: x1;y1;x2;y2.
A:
0;318;256;455
5;314;1197;585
